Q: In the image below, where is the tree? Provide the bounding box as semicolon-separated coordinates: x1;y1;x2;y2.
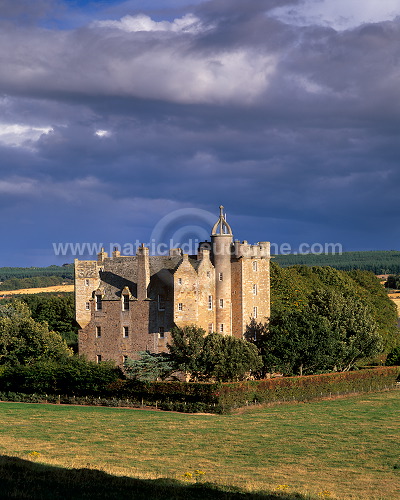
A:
21;294;78;351
167;325;262;382
201;333;262;382
250;309;336;376
247;289;384;376
0;300;72;366
385;275;400;290
309;289;383;371
124;351;175;382
385;346;400;366
167;325;206;381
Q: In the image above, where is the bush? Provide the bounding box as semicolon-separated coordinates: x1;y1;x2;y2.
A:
0;357;121;396
386;347;400;366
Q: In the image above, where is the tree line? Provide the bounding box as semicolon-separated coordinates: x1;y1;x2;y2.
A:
274;250;400;274
0;264;73;282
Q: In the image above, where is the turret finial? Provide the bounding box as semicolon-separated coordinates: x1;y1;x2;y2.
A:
212;205;233;236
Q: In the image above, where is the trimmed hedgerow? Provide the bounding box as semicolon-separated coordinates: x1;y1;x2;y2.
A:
0;367;398;414
215;367;400;412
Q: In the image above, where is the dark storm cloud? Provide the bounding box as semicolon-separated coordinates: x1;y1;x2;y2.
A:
0;0;399;265
0;0;56;20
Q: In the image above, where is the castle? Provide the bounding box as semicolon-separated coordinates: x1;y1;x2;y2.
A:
75;207;271;365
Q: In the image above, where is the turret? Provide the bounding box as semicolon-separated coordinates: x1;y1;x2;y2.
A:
211;206;233;335
136;243;150;300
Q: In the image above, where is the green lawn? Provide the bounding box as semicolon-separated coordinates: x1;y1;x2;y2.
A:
0;391;399;499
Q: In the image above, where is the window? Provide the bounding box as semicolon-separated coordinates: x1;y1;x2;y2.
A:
95;294;102;310
253;284;257;295
178;278;182;285
220;324;224;333
123;294;129;311
85;279;90;286
178;303;183;311
208;295;213;310
159;327;165;338
96;326;101;338
158;295;165;311
207;271;211;278
96;354;102;363
253;306;258;319
208;323;213;333
219;272;223;281
85;302;90;311
123;355;128;364
253;261;258;272
123;326;129;338
219;299;224;308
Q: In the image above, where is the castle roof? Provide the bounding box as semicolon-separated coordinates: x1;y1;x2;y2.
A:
98;254;198;299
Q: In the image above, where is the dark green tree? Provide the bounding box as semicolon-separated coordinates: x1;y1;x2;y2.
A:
309;289;383;371
248;289;383;376
251;308;336;376
168;325;262;382
124;351;175;382
385;346;400;366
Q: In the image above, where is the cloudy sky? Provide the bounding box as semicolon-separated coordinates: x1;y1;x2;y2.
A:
1;0;400;266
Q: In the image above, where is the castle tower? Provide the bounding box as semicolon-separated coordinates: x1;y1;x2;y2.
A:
211;205;233;335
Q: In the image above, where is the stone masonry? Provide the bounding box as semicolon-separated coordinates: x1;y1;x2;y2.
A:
75;206;270;366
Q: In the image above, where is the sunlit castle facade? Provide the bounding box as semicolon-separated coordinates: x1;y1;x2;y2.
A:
75;206;271;366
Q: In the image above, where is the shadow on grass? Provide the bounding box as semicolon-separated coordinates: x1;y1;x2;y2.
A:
0;455;309;500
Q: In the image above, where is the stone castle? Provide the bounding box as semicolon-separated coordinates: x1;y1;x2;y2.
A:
75;207;271;365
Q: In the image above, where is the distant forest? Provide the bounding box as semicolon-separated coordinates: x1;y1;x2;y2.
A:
0;264;73;291
274;250;400;274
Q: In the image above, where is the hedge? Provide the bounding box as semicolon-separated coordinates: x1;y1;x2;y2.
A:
0;367;398;413
215;367;400;412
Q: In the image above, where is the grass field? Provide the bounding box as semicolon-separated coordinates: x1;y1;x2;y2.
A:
0;391;399;499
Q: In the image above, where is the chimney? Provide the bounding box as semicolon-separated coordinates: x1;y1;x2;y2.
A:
136;243;150;300
97;247;108;264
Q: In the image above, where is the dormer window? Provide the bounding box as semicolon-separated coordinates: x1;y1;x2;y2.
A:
158;295;166;311
95;294;102;311
122;294;130;311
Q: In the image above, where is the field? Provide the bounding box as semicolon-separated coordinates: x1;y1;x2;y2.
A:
0;284;74;296
387;291;400;315
0;391;399;499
